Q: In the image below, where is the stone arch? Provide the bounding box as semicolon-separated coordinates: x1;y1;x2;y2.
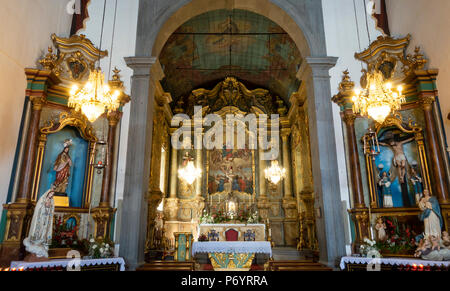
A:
121;0;346;269
147;0;313;59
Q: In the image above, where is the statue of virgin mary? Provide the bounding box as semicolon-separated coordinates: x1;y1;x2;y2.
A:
418;189;443;240
23;189;55;258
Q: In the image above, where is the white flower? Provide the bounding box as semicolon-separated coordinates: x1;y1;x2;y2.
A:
90;238;95;243
105;244;110;248
92;245;97;249
100;248;104;253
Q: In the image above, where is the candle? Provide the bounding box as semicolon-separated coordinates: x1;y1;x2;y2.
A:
269;228;272;237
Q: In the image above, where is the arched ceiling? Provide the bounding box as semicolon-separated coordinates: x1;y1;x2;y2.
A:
159;9;302;105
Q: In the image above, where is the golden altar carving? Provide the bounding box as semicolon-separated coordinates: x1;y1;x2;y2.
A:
198;224;266;241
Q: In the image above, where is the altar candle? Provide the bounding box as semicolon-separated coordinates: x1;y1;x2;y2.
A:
269;228;272;237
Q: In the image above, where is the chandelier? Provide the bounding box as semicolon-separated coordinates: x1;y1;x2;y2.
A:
178;160;202;185
352;70;405;124
69;68;121;122
264;160;286;185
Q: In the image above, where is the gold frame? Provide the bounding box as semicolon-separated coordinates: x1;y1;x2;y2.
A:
364;113;432;208
32;111;98;208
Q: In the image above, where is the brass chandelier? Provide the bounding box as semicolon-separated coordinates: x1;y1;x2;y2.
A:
264;160;286;185
68;0;121;123
352;70;405;124
69;69;121;122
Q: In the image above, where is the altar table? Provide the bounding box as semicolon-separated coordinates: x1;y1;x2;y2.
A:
192;241;272;271
10;257;125;271
198;223;266;241
340;256;450;271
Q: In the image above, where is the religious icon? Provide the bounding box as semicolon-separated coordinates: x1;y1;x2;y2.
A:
418;189;443;240
379;135;414;184
52;139;73;194
23;189;55;258
410;167;424;203
378;171;393;208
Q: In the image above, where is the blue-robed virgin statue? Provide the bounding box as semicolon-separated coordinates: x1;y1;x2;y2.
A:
418;189;443;239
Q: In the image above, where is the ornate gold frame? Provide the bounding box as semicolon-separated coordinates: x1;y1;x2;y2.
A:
364;113;432;208
32;111;98;208
205;106;257;201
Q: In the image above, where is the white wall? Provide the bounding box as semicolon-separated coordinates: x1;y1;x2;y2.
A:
0;0;71;217
387;0;450;152
322;0;382;254
80;0;139;242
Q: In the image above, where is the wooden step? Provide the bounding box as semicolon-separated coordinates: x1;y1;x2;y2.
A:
137;261;196;271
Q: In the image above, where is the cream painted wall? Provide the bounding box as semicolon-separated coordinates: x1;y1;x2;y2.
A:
322;0;382;254
0;1;71;217
387;0;450;152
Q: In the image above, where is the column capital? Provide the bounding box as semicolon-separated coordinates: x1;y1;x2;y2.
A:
342;110;357;125
305;56;338;78
125;56;157;78
419;95;436;110
107;110;123;126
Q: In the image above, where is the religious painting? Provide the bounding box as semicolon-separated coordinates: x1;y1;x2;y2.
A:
373;128;424;208
38;126;88;207
207;146;254;195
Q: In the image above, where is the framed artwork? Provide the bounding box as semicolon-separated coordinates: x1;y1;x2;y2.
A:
365;114;431;209
38;127;88;207
207;147;255;196
32;112;97;208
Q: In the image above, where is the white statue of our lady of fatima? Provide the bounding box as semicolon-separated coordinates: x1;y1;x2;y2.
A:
23;189;55;258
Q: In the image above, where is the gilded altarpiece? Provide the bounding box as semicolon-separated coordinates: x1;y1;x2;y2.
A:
154;77;300;250
334;35;450;255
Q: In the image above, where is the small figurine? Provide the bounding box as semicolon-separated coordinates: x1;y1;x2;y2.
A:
374;217;387;242
430;235;440;251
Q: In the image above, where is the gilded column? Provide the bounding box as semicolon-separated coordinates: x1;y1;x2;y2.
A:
420;95;450;203
169;142;178;199
281;134;293;198
332;71;369;250
99;111;121;207
195;148;202;197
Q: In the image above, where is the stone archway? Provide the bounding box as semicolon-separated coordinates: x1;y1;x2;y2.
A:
120;0;346;269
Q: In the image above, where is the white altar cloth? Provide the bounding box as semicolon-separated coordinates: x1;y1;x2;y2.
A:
192;241;272;256
10;257;125;271
340;256;450;270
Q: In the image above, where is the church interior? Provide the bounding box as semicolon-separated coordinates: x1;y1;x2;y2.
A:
0;0;449;273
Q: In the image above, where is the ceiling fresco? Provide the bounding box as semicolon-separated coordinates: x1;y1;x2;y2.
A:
159;9;302;106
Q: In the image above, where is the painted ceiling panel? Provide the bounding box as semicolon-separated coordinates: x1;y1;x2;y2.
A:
159;9;302;104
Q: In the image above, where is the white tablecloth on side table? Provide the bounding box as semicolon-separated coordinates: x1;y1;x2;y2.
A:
339;256;450;270
10;257;126;271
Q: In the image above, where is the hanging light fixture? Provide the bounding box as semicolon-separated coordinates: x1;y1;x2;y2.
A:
351;0;406;124
178;152;202;185
68;0;122;123
352;71;405;124
264;160;286;185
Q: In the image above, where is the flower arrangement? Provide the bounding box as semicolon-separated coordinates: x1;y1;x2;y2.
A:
85;237;114;259
360;238;382;258
200;208;260;224
51;217;80;248
376;217;417;255
198;233;208;242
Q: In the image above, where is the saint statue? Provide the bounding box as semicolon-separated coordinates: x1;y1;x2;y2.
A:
52;139;72;193
378;172;393;207
410;167;424;203
418;189;443;240
23;189;55;258
379;136;414;183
